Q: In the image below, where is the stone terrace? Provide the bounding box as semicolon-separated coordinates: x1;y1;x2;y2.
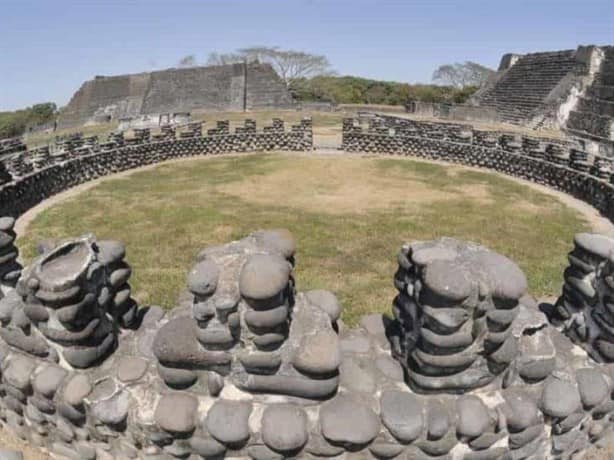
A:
567;46;614;142
475;50;583;125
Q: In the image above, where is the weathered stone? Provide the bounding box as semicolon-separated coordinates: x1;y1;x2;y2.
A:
574;233;614;259
189;437;226;458
541;376;582;418
0;216;16;232
305;290;341;323
376;355;404;381
96;240;126;266
245;305;288;329
575;368;609;408
508;424;544;449
63;374;92;406
340;334;371;353
456;396;490;438
239;254;291;300
0;328;49;357
32;365;67;398
320;394;379;446
154;393;197;434
187;259;220;296
153;316;231;369
90;390;130;426
293;329;340;375
0;450;23;460
339;356;376;393
469;432;505;450
239;351;282;373
503;389;540;432
380;390;423;443
262;404;308;452
206;400;252;445
141;305;165;327
427;400;450;440
207;372;224;396
62;333;116;368
4;355;36;391
117;356;148;382
305;434;344;457
369;441;405;459
247;444;284;460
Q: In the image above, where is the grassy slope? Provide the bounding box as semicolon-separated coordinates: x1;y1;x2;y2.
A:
18;153;588;326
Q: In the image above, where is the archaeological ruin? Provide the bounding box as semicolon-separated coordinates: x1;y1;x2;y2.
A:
57;63;294;129
0;108;613;459
0;40;614;459
407;45;614;158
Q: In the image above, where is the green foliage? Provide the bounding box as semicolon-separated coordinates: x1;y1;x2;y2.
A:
432;61;495;88
0;103;57;140
292;75;477;105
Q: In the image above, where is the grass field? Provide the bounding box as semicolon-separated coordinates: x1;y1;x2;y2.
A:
17;153;589;325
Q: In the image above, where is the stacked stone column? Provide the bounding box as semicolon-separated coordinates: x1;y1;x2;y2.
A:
552;233;614;362
0;217;21;289
17;237;118;368
391;238;526;393
238;253;293;375
97;240;138;328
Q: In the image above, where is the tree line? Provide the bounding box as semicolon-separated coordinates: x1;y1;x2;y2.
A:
0;49;494;140
0;103;57;140
177;47;494;105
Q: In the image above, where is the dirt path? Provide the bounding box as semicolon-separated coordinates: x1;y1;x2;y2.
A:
15;151;614;238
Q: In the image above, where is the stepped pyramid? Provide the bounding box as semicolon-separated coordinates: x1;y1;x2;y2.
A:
471;45;614;155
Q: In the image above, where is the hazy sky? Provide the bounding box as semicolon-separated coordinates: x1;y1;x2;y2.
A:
1;0;613;110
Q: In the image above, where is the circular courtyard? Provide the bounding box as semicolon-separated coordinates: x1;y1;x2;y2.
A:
16;152;589;325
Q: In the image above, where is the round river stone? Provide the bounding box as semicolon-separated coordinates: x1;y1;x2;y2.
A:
187;259;220;296
206;400;252;445
575;368;609;408
293;329;340;375
456;396;490;438
239;254;291;300
63;374;92;406
541;376;581;418
117;356;148;383
154;393;198;434
320;394;379;446
262;404;309;452
380;390;423;443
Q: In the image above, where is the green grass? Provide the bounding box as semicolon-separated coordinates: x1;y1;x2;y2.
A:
18;153;588;325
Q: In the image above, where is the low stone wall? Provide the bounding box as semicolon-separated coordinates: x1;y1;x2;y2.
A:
342;115;614;223
0;223;613;459
0;119;313;218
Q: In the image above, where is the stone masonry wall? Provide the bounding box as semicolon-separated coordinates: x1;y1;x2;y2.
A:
0;115;613;458
342;115;614;223
0;118;313;218
0;225;613;459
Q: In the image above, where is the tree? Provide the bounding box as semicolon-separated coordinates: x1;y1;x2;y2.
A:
432;61;495;88
177;55;196;68
206;46;333;89
206;52;243;66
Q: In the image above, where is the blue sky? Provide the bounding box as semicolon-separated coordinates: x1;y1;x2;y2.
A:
1;0;613;110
